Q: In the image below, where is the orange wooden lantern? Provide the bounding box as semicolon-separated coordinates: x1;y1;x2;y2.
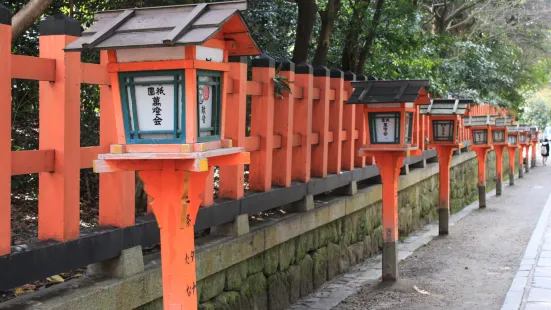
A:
507;123;521;183
419;98;470;235
346;79;428;282
492;117;511;196
64;2;260;309
530;126;539;168
465;115;495;208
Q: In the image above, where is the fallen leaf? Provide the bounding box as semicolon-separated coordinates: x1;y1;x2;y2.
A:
413;285;430;295
48;275;64;283
14;288;24;296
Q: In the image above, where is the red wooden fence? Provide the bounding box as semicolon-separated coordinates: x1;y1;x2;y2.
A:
0;16;509;257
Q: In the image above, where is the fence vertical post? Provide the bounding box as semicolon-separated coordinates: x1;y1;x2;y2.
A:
312;66;330;177
249;54;275;191
38;15;82;241
292;63;313;182
341;72;356;171
0;5;11;255
328;69;343;174
355;74;368;167
219;57;247;199
272;60;294;186
99;51;135;227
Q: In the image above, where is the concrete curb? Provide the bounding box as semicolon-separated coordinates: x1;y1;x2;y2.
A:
288;185;501;310
501;177;551;310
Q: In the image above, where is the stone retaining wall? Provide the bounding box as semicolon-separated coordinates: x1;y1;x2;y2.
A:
138;149;521;310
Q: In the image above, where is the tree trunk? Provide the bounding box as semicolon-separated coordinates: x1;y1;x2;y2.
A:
341;0;370;72
12;0;54;40
357;0;385;72
312;0;342;66
292;0;317;64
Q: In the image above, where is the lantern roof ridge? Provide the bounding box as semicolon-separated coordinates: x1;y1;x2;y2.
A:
464;115;496;127
419;98;472;115
495;117;513;127
63;0;261;56
347;79;429;104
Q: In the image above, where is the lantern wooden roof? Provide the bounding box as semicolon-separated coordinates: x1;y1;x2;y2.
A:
507;124;520;133
495;117;513;127
346;80;429;104
419;99;471;115
519;124;531;132
464;115;496;127
64;0;261;56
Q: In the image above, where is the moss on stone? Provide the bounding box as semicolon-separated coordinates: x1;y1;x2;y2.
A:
212;291;241;310
312;247;328;289
198;271;226;303
225;261;248;291
278;240;295;271
326;242;340;279
264;246;279;276
247;253;264;276
267;270;290;310
198;302;215;310
299;254;314;297
287;265;301;303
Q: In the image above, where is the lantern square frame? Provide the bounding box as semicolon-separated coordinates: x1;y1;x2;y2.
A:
419;98;471;147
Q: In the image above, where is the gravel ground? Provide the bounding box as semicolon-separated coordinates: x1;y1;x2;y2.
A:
335;163;551;310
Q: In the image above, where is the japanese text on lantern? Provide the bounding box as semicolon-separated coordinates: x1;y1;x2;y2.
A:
148;86;166;126
374;113;396;143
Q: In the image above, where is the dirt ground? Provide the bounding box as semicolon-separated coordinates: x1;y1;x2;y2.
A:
335;164;551;310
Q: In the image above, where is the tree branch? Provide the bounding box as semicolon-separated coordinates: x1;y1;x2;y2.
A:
444;2;477;25
12;0;54;40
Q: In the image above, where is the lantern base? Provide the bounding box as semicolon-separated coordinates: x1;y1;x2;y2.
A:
509;172;515;186
438;208;449;235
382;241;398;281
478;185;486;208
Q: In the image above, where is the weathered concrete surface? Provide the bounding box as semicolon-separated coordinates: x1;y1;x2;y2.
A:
332;161;549;310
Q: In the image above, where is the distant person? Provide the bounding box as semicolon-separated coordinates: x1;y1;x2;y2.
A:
542;138;549;166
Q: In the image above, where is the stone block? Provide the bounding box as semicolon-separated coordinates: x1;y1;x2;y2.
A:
299;254;314;297
199;271;226;302
363;235;373;257
225;261;248;291
317;224;331;248
295;230;315;262
87;245;144;279
213;291;241;309
312;247;328;289
264;246;279;276
284;194;314;212
198;302;215;310
287;265;301;303
240;272;268;310
247;253;264;276
349;240;365;264
136;298;163;310
210;214;250;237
278;240;295;271
326;242;340;279
329;221;340;244
267;271;290;310
339;240;351;273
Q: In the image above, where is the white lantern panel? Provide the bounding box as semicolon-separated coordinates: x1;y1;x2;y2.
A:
493;130;505;143
508;135;517;144
373;114;398;143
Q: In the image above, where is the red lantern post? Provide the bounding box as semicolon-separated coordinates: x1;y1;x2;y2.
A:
507;124;521;183
465;115;495;208
492;118;510;196
346;79;428;281
420;99;470;234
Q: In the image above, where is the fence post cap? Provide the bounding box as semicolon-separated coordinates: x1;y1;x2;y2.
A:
39;14;82;37
344;71;356;81
251;53;275;68
276;59;295;72
313;65;329;77
296;62;313;75
330;68;343;79
0;4;11;25
228;56;248;63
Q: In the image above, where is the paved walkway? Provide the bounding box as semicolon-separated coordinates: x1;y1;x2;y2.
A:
288;155;551;310
502;180;551;310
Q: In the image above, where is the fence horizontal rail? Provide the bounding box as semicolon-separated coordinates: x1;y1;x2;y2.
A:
0;146;444;291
